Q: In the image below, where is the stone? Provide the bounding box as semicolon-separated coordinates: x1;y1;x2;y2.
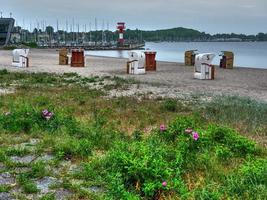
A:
36;154;54;162
13;139;39;152
36;177;58;194
29;139;39;145
0;192;13;200
10;155;35;164
82;186;104;193
0;172;15;185
0;163;5;171
54;189;72;200
88;186;104;193
14;167;31;173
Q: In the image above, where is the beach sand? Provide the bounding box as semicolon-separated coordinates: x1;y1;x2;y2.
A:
0;49;267;102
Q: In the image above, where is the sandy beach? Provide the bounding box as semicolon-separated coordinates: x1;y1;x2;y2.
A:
0;49;267;102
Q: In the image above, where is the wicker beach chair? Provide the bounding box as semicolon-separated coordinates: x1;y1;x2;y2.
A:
194;53;216;80
11;49;29;68
127;51;146;75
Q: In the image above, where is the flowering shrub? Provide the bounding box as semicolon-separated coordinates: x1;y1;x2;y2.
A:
81;139;187;199
78;116;262;199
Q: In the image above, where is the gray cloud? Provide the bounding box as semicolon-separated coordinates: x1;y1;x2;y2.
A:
1;0;266;34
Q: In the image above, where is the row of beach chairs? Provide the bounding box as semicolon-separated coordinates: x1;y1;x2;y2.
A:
126;50;233;80
9;48;234;80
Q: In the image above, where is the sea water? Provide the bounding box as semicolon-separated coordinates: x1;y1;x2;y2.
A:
86;42;267;69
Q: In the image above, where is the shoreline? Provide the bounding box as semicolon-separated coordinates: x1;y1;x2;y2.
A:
1;49;267;102
85;53;267;71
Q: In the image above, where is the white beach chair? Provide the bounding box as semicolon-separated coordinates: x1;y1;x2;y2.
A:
12;49;29;68
194;53;216;80
127;51;146;75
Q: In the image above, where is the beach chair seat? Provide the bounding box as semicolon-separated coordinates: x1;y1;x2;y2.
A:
127;51;146;75
59;48;68;65
219;51;234;69
185;50;198;66
11;49;29;68
71;49;85;67
194;53;215;80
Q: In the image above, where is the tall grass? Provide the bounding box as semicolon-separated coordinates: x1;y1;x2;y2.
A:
201;95;267;135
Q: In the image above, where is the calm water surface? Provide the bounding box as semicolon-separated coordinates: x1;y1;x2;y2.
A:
86;42;267;69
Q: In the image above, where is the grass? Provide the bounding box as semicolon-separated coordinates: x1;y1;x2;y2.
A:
0;69;266;199
200;95;267;146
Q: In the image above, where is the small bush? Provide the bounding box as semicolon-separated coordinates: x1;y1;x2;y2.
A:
3;45;17;50
23;181;39;194
0;69;8;75
0;185;10;193
39;195;56;200
206;125;257;156
0;149;7;162
82;139;187;199
22;42;38;48
30;161;48;178
39;194;56;200
18;174;39;194
163;99;177;112
54;137;92;160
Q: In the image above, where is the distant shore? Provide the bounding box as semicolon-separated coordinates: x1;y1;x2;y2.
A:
0;49;267;102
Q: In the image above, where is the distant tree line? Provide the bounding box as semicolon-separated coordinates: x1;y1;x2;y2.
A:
14;26;267;44
124;27;267;42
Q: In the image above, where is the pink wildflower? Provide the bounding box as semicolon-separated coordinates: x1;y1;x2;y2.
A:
185;128;193;134
42;109;49;115
42;109;54;120
162;181;167;187
160;124;166;132
192;132;199;141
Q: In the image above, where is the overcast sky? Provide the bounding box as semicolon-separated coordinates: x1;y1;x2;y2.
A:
1;0;267;34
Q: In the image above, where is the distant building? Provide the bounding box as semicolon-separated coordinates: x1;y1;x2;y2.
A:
37;33;50;46
10;26;22;44
0;18;15;46
226;38;242;42
212;38;243;42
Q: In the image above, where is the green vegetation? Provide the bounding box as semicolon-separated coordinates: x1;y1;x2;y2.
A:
3;45;18;50
2;42;38;50
0;70;266;199
15;27;267;45
21;42;38;48
39;194;56;200
18;174;39;194
162;99;178;112
125;28;267;42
